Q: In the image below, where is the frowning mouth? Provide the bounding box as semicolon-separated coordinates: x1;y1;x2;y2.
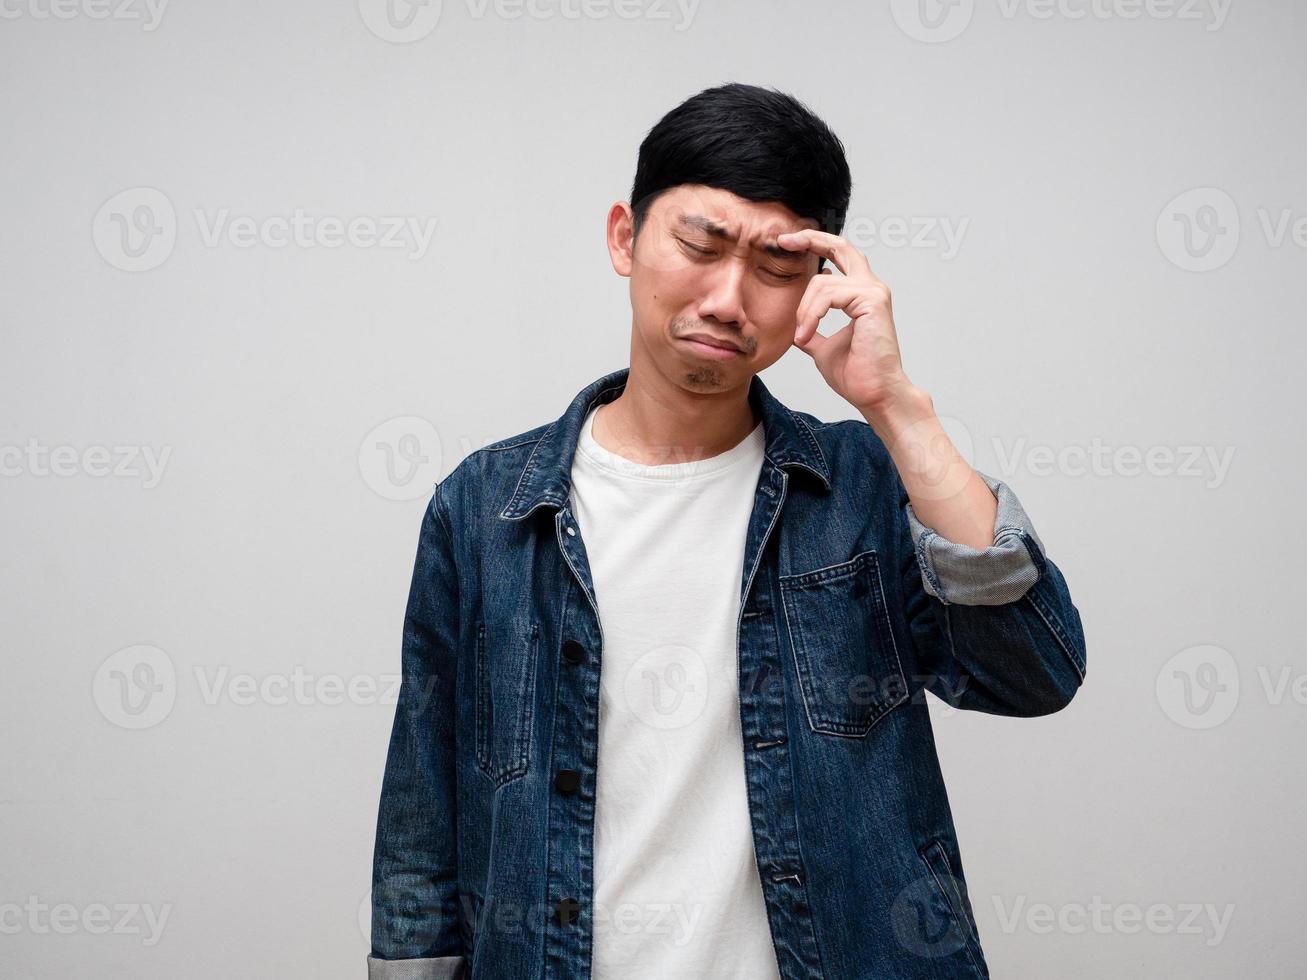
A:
679;332;745;358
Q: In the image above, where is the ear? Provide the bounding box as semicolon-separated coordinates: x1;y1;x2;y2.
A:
607;201;635;278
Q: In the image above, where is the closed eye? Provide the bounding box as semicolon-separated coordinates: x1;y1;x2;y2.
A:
678;238;802;282
678;239;714;256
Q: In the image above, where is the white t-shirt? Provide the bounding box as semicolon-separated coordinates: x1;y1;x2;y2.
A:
568;403;782;980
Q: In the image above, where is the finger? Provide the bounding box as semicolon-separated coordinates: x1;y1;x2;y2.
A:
775;229;872;279
794;279;869;346
795;317;855;367
807;319;854;361
793;323;827;357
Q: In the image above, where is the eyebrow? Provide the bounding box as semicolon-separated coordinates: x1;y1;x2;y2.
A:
678;214;808;261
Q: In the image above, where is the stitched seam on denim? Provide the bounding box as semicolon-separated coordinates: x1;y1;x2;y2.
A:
936;847;979;946
433;483;455;543
777;548;877;585
474;622;536;787
939;851;987;977
939;604;960;686
474;623;489;778
870;555;909;712
512;624;538;780
917;529;948;604
1022;590;1085;680
500;423;554;515
479;435;544;453
502;379;629;516
920;844;986;978
737;466;786;732
793;412;831;481
779;574;844;735
778;580;852;731
1018;532;1047;578
780;551;904;736
777;546;834;737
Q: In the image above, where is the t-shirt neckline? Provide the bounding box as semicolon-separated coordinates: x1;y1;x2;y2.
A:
575;404;764;482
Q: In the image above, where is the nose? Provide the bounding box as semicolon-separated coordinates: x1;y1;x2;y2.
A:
695;253;747;329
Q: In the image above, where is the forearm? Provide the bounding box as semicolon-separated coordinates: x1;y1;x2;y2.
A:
860;385;997;551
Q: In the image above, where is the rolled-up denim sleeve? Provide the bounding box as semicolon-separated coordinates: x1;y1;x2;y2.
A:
367;956;468;980
896;467;1087;716
369;481;468;978
904;470;1044;606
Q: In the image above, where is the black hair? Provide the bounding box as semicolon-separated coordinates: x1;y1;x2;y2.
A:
629;82;853;261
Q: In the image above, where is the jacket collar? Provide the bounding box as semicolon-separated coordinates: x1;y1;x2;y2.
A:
498;366;831;521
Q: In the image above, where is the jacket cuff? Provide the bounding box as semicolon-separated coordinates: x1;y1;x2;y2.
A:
367;955;468;980
905;470;1046;606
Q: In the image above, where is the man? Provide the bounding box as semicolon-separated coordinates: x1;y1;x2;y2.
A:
369;83;1086;980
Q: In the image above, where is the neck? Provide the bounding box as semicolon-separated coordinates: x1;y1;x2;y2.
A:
593;359;759;467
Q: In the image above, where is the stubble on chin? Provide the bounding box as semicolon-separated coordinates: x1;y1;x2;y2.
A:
683;365;726;388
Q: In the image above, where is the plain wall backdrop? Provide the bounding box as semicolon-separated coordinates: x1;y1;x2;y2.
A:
2;0;1303;976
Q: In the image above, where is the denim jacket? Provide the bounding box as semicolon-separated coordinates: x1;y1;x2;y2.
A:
369;365;1087;979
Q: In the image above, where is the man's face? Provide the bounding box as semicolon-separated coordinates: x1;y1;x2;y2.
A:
609;184;822;392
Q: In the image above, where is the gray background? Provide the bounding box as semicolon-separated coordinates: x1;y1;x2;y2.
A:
1;0;1302;977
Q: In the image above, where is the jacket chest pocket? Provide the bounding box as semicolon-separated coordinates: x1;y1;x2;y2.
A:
779;549;908;737
475;618;538;787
